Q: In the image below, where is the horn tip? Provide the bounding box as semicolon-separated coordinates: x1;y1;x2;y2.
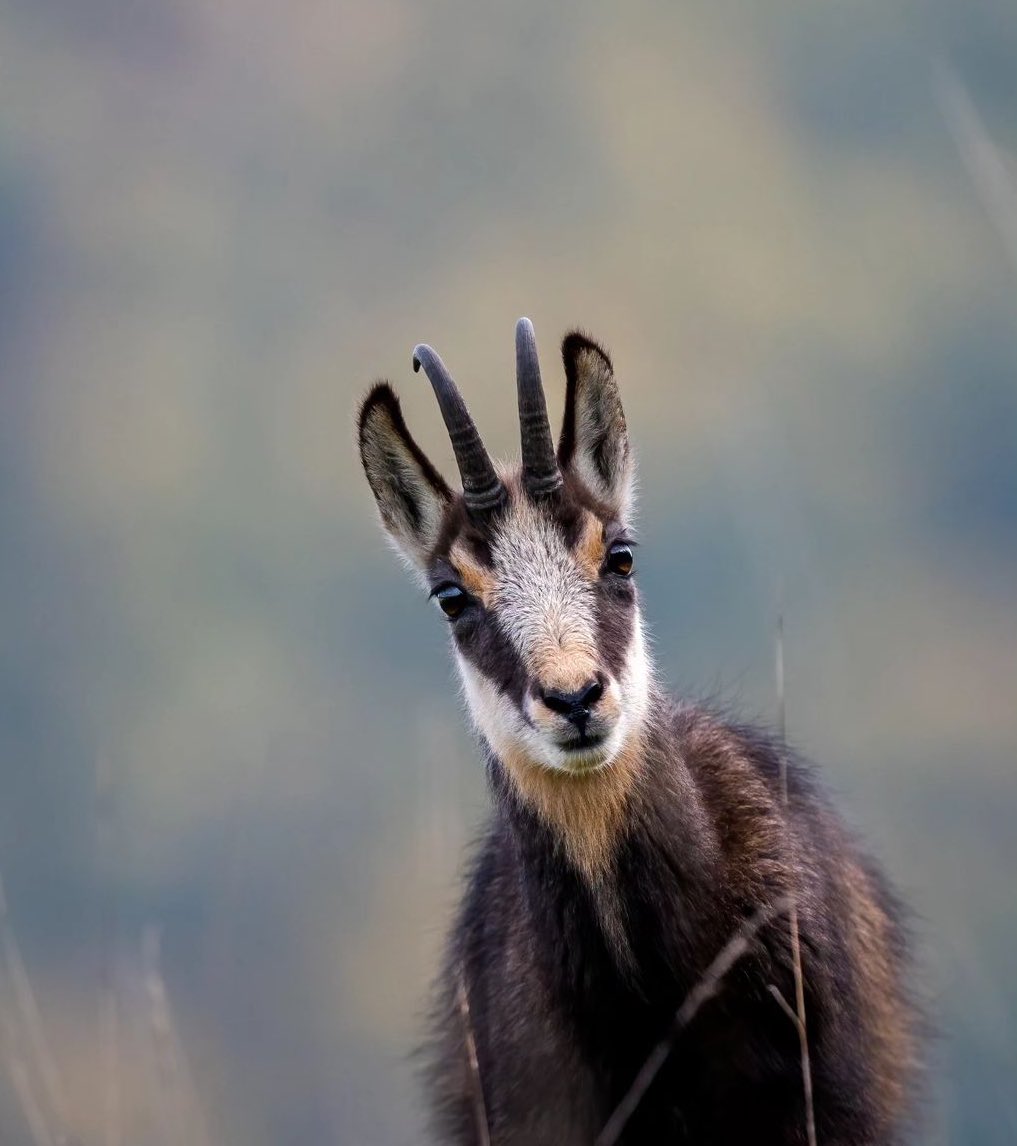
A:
516;316;534;337
411;344;426;373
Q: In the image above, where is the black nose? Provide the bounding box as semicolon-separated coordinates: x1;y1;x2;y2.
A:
540;678;604;729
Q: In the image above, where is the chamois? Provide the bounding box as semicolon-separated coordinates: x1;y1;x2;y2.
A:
357;319;922;1144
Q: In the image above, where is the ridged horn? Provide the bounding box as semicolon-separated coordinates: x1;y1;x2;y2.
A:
515;317;563;498
412;343;505;513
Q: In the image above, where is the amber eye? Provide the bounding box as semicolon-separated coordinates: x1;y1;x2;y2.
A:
605;542;634;577
433;584;469;619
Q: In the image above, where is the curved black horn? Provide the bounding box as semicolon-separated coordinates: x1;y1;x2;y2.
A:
412;343;505;513
516;318;563;497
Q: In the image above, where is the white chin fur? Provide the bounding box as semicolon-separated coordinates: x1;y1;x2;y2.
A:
455;615;651;774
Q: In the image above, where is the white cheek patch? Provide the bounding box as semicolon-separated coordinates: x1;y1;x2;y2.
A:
456;655;552;765
614;614;652;747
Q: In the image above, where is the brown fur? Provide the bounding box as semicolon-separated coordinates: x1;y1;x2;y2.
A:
448;540;497;603
680;712;792;900
841;854;920;1123
529;649;604;696
574;510;607;579
499;733;644;881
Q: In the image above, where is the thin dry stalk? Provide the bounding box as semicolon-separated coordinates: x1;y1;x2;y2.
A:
100;984;120;1146
595;896;791;1146
7;1049;57;1146
776;614;818;1146
0;999;56;1146
142;923;182;1146
937;65;1017;275
95;754;121;1146
0;874;72;1145
141;925;212;1146
455;965;491;1146
768;982;803;1032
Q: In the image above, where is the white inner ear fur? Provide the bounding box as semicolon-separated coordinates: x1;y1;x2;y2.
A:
360;410;447;572
570;349;635;520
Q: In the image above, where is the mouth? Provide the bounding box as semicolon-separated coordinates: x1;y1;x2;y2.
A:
559;731;606;753
554;732;613;773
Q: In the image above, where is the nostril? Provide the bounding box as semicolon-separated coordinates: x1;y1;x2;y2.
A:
540;689;574;716
540;679;604;720
579;678;604;709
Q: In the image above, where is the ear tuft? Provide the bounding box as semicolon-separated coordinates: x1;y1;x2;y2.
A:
558;331;633;517
358;380;399;428
561;330;614;378
358;382;451;567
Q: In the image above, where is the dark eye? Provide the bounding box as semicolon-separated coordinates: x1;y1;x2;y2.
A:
433;584;469;619
605;542;634;578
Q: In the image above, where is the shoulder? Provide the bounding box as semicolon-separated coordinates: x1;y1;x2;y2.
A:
655;696;828;815
639;696;858;895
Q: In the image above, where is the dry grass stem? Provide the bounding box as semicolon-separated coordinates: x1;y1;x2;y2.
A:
101;970;121;1146
768;983;803;1033
0;874;73;1145
776;614;818;1146
595;896;792;1146
455;965;491;1146
96;755;122;1146
1;996;56;1146
7;1049;57;1146
142;925;182;1146
141;925;213;1146
937;65;1017;275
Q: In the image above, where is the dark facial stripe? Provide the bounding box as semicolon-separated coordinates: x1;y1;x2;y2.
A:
595;578;636;678
431;498;497;569
453;608;530;708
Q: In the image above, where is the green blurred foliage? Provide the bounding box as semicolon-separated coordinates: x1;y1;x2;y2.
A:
0;0;1015;1142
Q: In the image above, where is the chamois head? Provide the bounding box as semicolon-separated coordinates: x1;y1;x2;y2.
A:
358;319;650;776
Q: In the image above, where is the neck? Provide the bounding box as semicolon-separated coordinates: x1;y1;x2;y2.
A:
488;705;661;883
489;699;738;997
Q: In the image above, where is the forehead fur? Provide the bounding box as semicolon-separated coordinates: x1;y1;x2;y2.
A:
434;472;625;705
488;487;598;671
431;469;619;579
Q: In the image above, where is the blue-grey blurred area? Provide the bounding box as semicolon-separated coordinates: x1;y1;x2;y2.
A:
0;1;1015;1142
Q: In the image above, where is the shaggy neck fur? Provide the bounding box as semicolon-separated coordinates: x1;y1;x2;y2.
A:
493;732;646;882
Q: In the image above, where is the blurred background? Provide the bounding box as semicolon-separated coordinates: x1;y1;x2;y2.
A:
0;1;1015;1142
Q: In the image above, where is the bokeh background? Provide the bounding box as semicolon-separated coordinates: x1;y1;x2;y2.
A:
1;1;1015;1143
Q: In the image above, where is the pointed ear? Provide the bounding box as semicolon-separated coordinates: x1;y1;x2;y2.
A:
358;383;452;569
558;332;634;518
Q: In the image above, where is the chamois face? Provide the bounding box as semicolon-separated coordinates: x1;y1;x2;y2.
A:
358;322;650;775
